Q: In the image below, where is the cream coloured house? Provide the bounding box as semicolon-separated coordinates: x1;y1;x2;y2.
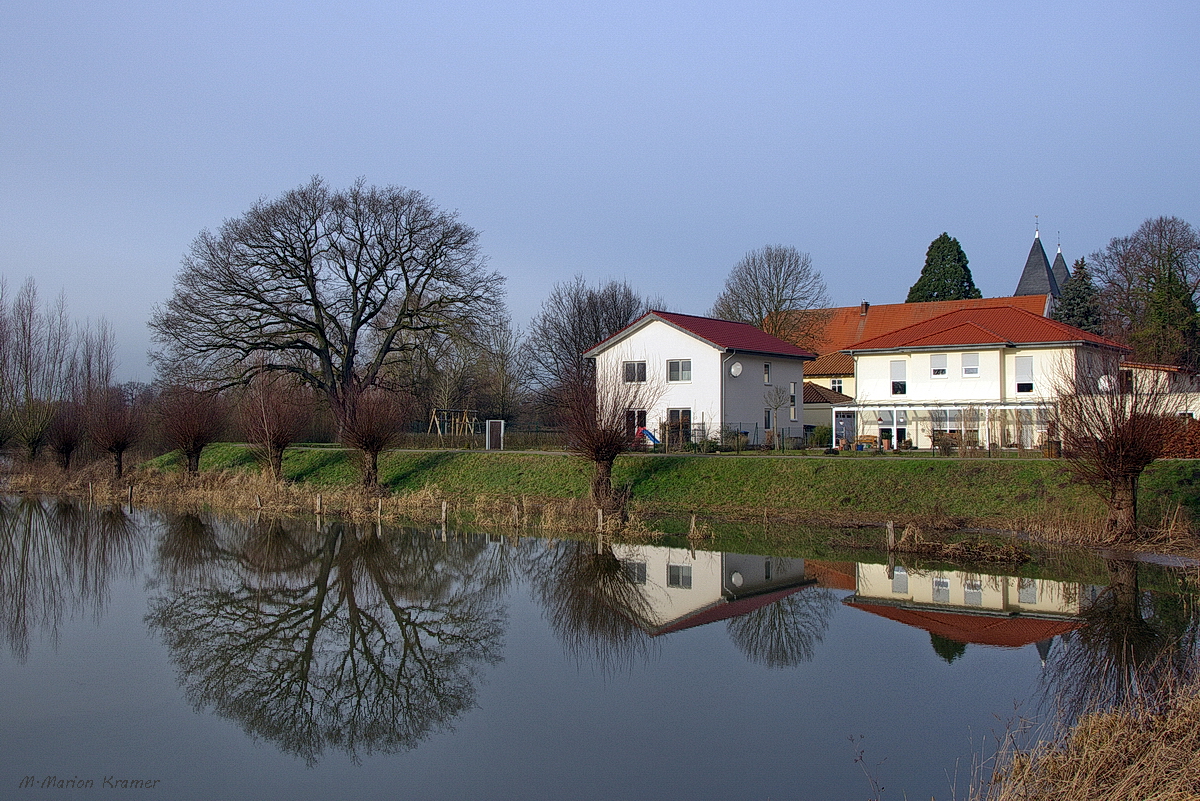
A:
840;306;1128;449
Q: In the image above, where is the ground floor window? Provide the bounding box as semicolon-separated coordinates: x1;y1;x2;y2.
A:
667;564;692;589
667;408;692;445
625;409;647;438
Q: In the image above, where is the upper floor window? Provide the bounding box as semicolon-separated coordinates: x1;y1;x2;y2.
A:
623;361;646;383
1015;356;1034;393
890;360;907;395
830;378;843;393
962;352;980;377
667;359;691;382
931;354;947;378
763;362;771;385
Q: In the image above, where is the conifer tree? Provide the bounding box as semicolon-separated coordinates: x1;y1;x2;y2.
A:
905;233;982;302
1052;258;1102;334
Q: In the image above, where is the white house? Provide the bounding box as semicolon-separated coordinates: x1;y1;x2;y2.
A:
841;306;1129;449
583;311;816;446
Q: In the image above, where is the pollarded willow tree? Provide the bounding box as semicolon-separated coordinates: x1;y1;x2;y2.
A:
150;177;505;484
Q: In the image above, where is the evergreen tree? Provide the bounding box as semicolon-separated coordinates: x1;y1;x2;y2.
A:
1052;258;1102;334
1133;264;1200;368
905;233;983;302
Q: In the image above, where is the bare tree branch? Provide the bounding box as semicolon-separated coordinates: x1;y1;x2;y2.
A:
710;245;832;349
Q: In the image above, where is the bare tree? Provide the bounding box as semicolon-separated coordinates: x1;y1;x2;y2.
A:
337;385;414;488
88;384;148;481
562;362;662;517
6;280;75;462
1053;352;1181;541
156;386;228;475
46;401;85;472
709;245;832;349
236;372;313;481
149;177;504;442
523;276;659;411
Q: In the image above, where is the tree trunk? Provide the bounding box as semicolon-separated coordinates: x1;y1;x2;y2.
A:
1107;473;1139;541
111;448;125;481
591;458;623;518
362;449;380;488
185;448;202;475
269;445;285;481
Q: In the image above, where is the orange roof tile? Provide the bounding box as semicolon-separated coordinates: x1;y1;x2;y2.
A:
844;306;1127;352
805;352;854;377
793;296;1052;355
802;382;853;404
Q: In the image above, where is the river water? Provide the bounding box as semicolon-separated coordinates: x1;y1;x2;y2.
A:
1;496;1196;800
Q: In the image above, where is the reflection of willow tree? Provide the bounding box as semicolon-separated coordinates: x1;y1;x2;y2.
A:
1041;559;1200;726
0;497;143;660
725;585;839;668
147;516;508;764
530;540;658;674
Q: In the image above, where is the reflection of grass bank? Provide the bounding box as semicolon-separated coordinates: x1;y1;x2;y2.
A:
9;445;1200;553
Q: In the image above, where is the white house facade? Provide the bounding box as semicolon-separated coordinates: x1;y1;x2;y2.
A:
583;311;816;446
841;306;1129;449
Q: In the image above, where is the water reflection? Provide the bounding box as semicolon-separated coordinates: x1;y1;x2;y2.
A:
0;496;145;660
1039;558;1200;725
147;515;507;765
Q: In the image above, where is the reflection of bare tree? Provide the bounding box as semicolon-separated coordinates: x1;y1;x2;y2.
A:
147;516;507;765
530;540;658;674
1041;559;1200;726
0;497;144;660
725;586;838;668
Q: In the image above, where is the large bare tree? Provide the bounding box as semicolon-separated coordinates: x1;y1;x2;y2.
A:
709;245;831;349
1053;351;1181;541
150;177;504;437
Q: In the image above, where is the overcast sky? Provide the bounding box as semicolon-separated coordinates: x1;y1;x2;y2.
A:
3;0;1197;380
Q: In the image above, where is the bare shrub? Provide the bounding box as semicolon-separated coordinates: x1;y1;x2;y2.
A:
236;372;314;481
336;385;415;488
88;384;148;481
46;401;85;472
156;385;228;474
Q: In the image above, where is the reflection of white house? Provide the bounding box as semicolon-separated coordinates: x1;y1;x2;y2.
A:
584;311;816;446
844;562;1086;652
842;306;1129;449
610;544;814;635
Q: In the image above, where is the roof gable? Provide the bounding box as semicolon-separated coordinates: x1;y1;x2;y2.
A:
584;311;817;359
844;306;1128;352
802;382;853;404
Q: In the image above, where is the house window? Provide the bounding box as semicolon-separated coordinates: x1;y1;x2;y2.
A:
623;361;646;383
1018;578;1037;605
830;378;843;393
962;352;980;377
763;362;771;384
1016;356;1034;393
764;558;772;581
892;565;909;594
933;576;950;603
667;564;692;589
931;354;947;378
764;409;773;430
667;359;691;382
789;382;797;421
625;409;647;437
964;579;983;606
890;360;907;395
622;561;647;585
668;408;692;444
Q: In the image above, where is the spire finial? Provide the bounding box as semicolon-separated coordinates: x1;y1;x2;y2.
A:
1035;215;1040;238
1057;230;1061;254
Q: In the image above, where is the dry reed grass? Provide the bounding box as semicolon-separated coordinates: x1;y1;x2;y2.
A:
978;684;1200;800
1012;506;1200;558
2;462;655;537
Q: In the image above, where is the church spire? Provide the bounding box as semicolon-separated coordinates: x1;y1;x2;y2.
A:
1015;227;1060;297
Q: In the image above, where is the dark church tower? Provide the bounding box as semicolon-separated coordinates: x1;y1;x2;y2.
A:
1014;229;1060;297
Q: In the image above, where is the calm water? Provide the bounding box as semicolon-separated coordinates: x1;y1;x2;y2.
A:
1;496;1196;800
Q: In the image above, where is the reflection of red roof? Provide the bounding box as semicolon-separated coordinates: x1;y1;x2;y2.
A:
844;599;1082;647
798;296;1052;356
585;311;817;359
844;306;1126;352
650;582;816;637
805;560;857;591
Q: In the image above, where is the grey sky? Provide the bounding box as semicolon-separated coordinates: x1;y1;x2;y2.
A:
3;0;1197;380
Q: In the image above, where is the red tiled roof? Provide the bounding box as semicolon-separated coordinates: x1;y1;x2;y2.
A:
793;296;1052;356
649;582;817;637
844;599;1082;648
586;311;817;359
805;352;854;377
844;306;1128;352
803;382;853;404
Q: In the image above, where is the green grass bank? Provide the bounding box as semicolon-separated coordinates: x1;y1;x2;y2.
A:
187;444;1200;530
